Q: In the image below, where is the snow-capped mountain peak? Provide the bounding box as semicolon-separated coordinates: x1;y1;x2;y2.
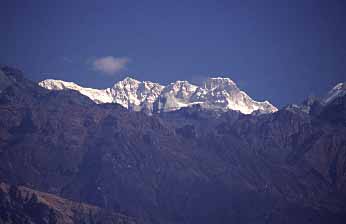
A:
110;77;164;110
112;77;140;92
203;77;236;90
39;76;278;114
187;77;277;114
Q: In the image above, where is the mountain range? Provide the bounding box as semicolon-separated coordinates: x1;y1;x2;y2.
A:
1;66;346;224
38;77;277;114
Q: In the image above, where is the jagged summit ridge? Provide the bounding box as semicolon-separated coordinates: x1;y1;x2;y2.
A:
283;82;346;114
39;76;278;114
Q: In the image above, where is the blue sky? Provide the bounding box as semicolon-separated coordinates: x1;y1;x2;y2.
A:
1;0;345;107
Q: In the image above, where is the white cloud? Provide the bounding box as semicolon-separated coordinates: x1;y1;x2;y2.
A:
92;56;130;75
62;56;73;63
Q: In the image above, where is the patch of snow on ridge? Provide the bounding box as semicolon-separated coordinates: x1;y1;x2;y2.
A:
323;82;346;104
39;79;113;104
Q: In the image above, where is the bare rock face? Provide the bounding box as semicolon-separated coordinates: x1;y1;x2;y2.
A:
1;66;346;224
39;76;277;114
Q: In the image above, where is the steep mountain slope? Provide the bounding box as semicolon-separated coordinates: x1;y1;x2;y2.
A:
0;182;136;224
39;76;277;114
1;66;346;224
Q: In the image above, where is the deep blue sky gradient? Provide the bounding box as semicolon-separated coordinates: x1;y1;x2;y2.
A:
1;0;346;107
